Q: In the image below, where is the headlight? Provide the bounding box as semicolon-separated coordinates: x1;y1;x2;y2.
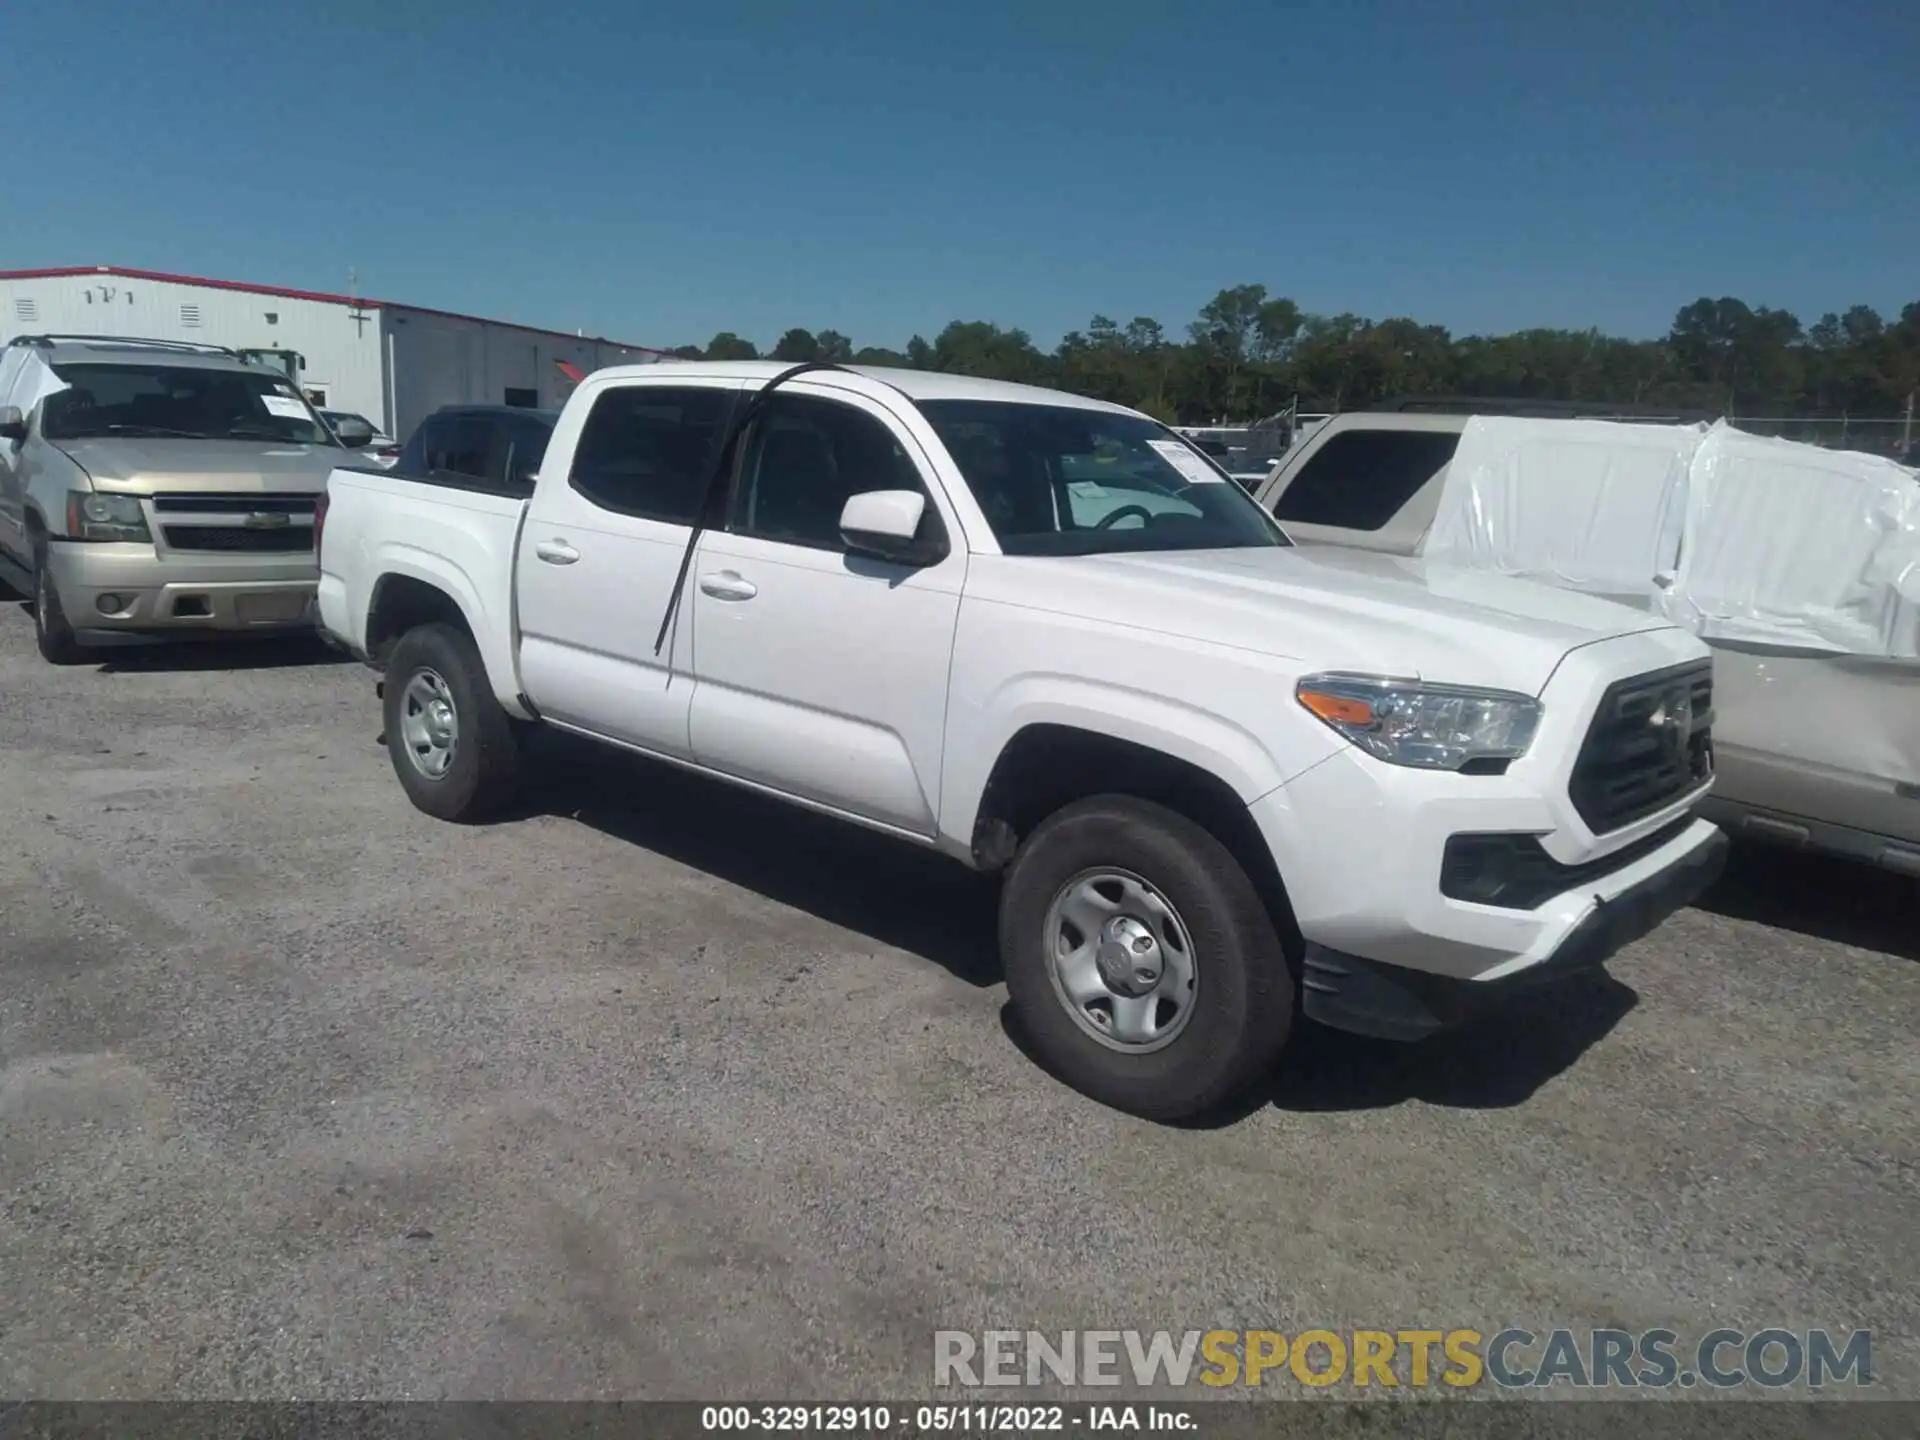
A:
66;490;151;543
1295;672;1541;771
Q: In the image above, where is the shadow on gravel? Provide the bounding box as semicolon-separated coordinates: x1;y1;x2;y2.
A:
88;633;350;674
526;726;1646;1105
1693;840;1919;964
1256;971;1638;1116
526;730;1004;989
998;969;1638;1126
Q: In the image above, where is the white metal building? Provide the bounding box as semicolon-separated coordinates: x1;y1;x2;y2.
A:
0;265;666;441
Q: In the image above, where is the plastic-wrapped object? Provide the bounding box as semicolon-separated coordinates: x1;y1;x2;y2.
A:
0;344;71;415
1664;423;1920;659
1423;416;1705;605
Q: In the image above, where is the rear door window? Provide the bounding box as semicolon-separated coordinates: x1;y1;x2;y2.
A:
1273;429;1462;531
568;386;734;523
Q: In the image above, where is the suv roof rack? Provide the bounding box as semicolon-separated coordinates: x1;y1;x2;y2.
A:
1368;394;1717;423
6;333;243;359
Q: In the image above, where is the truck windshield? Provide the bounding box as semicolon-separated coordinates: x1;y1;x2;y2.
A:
915;400;1289;555
42;362;338;446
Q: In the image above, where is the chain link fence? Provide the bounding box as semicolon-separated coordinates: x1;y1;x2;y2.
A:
1726;413;1914;460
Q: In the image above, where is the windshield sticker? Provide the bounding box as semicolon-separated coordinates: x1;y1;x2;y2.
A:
260;395;310;420
1068;481;1110;499
1147;439;1225;484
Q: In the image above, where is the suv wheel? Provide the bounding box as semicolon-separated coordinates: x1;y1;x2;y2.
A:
382;622;521;821
1000;795;1293;1121
31;541;89;666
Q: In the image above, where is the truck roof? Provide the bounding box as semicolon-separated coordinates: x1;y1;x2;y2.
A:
589;359;1140;414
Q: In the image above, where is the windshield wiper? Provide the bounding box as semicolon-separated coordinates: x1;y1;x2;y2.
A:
69;424;215;439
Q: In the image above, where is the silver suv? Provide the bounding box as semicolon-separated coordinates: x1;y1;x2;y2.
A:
0;334;374;664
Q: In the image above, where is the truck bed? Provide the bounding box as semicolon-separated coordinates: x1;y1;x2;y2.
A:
315;464;529;707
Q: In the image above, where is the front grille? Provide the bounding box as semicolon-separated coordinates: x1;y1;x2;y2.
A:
151;493;318;515
1569;660;1714;834
162;525;313;553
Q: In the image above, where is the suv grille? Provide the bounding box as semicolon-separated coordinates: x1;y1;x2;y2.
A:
150;493;317;514
152;493;316;554
162;525;312;552
1568;661;1714;834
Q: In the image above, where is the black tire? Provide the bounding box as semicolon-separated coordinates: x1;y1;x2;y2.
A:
31;540;89;666
382;622;521;822
999;795;1294;1122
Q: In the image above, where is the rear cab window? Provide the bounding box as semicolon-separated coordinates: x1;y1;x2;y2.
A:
501;416;556;492
1273;428;1462;531
429;415;494;479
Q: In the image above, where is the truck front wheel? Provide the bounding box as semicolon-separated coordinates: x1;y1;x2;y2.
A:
383;622;521;822
999;795;1294;1121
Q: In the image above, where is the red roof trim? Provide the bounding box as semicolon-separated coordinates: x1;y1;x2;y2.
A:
0;265;666;354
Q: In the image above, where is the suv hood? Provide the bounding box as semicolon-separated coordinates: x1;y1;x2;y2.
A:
979;545;1675;697
55;438;338;494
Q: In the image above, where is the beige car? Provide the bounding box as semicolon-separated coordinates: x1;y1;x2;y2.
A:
0;334;375;663
1250;411;1920;878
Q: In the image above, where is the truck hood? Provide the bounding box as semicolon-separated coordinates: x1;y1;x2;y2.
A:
984;545;1676;697
55;438;338;494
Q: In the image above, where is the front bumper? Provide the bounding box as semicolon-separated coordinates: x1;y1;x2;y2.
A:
1298;826;1729;1041
44;539;318;636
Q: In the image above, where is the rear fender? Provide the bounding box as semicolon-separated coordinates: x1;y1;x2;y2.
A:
367;544;526;718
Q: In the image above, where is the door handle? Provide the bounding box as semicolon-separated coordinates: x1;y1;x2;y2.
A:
534;539;580;565
698;570;758;601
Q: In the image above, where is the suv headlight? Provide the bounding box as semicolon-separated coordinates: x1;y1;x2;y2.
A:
67;491;151;543
1295;672;1541;771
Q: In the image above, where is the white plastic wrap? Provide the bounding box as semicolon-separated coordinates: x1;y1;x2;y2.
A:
1422;415;1920;660
1423;416;1705;605
0;345;70;415
1663;424;1920;659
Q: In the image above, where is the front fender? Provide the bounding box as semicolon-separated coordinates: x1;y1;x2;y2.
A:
936;673;1341;855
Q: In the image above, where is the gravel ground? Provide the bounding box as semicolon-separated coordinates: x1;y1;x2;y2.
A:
0;601;1915;1404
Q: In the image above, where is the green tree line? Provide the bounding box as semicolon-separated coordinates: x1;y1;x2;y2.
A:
669;286;1920;437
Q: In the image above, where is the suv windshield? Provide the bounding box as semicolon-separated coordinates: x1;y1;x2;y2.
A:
916;400;1288;555
42;362;338;446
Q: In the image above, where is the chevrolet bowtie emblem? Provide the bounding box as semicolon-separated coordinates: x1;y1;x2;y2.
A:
243;511;291;529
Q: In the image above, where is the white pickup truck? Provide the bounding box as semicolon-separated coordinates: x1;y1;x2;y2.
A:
316;361;1728;1120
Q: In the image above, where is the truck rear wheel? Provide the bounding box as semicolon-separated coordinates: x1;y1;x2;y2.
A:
383;622;521;822
999;795;1293;1121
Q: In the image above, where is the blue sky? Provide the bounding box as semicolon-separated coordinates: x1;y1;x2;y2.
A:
6;0;1914;351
